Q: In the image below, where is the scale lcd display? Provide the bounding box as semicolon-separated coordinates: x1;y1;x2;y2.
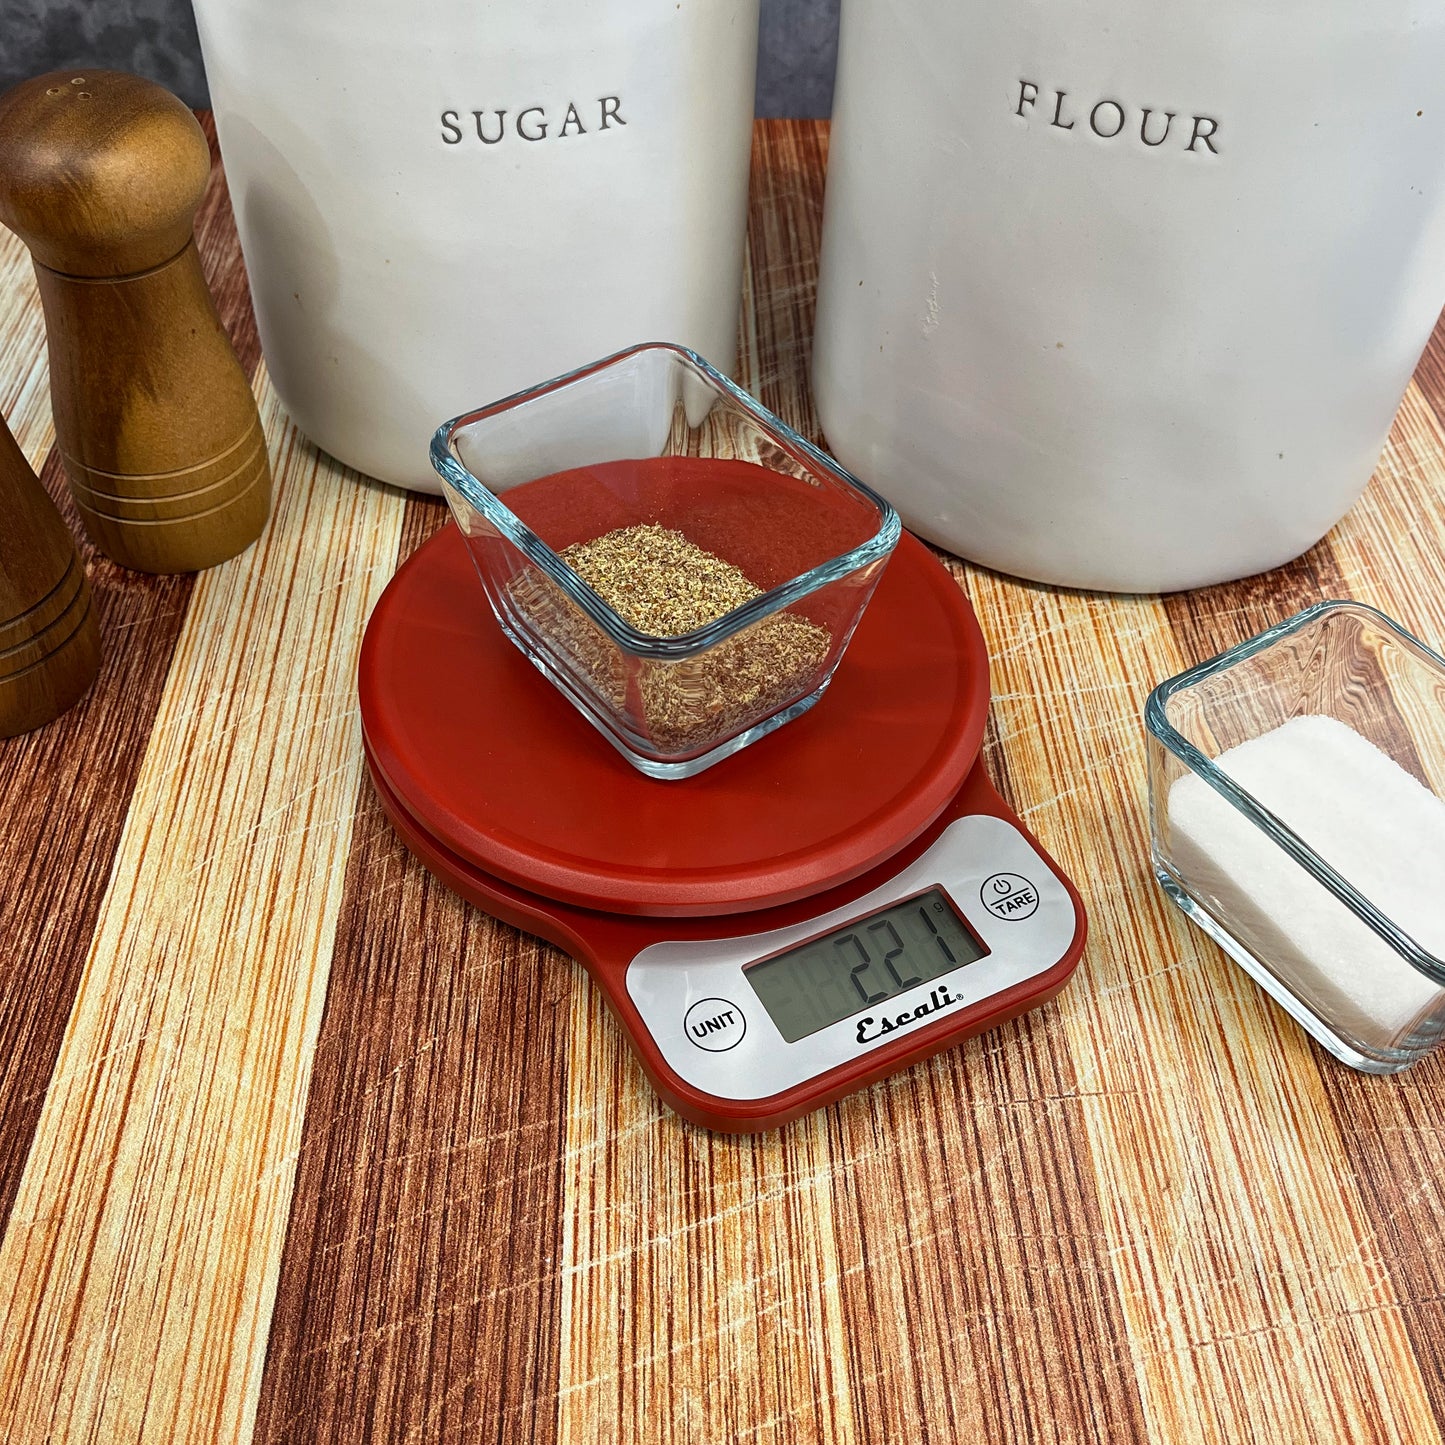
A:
744;888;989;1044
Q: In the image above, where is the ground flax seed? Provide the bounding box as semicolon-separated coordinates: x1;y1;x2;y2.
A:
514;523;831;753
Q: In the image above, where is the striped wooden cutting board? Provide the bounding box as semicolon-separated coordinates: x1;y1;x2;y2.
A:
2;118;1445;1445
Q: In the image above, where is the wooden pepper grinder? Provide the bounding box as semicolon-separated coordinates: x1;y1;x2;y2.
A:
0;70;270;573
0;414;101;736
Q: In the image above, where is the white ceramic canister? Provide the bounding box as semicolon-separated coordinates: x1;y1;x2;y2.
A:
812;2;1445;591
192;0;759;493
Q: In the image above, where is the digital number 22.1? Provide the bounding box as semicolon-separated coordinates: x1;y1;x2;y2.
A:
837;901;957;1005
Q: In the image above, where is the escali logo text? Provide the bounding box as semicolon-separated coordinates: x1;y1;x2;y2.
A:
1014;80;1220;155
441;96;626;146
856;983;964;1046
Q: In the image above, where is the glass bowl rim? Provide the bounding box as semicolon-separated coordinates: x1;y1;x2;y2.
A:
1145;598;1445;983
429;342;902;660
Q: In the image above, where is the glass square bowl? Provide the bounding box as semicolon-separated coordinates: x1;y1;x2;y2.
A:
1147;600;1445;1073
430;343;901;779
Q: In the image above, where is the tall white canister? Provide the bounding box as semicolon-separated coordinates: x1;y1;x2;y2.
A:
812;2;1445;591
192;0;759;492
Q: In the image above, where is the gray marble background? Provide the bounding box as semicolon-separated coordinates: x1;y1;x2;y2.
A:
0;0;840;114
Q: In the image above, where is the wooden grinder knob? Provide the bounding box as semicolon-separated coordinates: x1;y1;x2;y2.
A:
0;70;271;573
0;415;101;737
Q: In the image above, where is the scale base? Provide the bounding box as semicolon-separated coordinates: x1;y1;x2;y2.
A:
366;740;1086;1132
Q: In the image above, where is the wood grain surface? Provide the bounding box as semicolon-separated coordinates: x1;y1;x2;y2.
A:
3;118;1445;1444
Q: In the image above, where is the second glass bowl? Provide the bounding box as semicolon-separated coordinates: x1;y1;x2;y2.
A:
1147;601;1445;1073
431;343;900;779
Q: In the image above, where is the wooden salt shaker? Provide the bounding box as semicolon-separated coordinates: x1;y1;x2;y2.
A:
0;414;101;737
0;70;270;573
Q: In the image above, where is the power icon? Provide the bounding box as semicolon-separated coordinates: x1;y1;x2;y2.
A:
981;872;1040;920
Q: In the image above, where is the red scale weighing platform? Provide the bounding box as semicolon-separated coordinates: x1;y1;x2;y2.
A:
359;521;1087;1132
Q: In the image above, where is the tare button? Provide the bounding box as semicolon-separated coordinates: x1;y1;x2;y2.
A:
981;872;1040;920
683;997;748;1052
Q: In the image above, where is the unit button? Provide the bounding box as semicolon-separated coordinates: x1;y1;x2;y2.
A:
683;998;748;1052
982;872;1040;920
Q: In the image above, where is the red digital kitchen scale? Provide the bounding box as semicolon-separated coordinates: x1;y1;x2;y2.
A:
359;521;1087;1132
